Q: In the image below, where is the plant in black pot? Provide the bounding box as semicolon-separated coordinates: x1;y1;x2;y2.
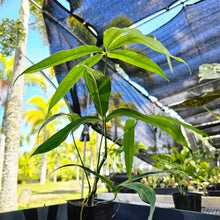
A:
16;27;206;220
206;166;220;196
170;62;220;198
149;146;210;212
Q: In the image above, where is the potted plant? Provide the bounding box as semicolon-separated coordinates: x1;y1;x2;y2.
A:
206;166;220;196
16;27;206;220
171;63;220;198
149;146;211;212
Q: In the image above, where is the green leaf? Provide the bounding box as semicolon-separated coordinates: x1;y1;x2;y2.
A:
103;27;125;49
108;50;168;80
84;66;111;116
31;123;74;156
55;164;115;191
19;45;103;75
105;27;191;74
118;182;156;220
107;33;154;51
202;106;220;121
38;113;80;136
31;116;101;156
48;54;103;112
124;119;136;179
106;108;207;146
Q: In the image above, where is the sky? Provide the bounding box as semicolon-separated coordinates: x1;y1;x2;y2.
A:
0;0;55;152
0;0;201;153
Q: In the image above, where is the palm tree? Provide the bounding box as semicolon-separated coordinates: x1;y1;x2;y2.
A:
0;54;13;190
0;54;13;107
0;0;29;212
0;0;47;211
0;54;47;191
23;96;65;185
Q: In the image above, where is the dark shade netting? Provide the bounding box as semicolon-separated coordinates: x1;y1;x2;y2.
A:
42;0;180;155
42;0;220;151
68;0;177;35
139;0;220;148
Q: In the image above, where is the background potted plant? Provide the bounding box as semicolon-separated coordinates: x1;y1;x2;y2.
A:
16;27;206;220
149;145;212;211
206;169;220;196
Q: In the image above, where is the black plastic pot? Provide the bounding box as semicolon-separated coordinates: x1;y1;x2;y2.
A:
154;187;179;195
67;199;114;220
109;173;139;193
172;192;202;212
0;201;219;220
207;190;220;196
207;183;220;196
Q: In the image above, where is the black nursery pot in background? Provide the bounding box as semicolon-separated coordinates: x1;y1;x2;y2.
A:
67;199;114;220
172;192;202;212
206;183;220;196
109;173;139;193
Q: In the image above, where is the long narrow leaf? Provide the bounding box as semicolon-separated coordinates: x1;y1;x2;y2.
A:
48;54;103;112
115;170;170;191
55;164;115;191
118;182;156;220
19;45;103;75
124;119;136;179
105;27;191;74
103;27;125;50
108;50;168;80
84;66;111;116
31;123;75;156
38;112;80;136
153;114;208;137
203;106;220;121
106;108;187;146
31;116;101;156
106;108;206;147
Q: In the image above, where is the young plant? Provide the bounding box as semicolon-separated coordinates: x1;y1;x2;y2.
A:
149;146;210;194
16;27;206;220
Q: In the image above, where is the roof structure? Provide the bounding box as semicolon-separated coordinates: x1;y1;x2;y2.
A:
42;0;220;155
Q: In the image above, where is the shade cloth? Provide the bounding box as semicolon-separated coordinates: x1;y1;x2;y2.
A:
42;0;220;150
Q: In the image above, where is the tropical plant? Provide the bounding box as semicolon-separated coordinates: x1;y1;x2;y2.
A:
16;27;206;220
0;18;25;57
23;95;65;185
170;63;220;185
18;152;41;184
149;146;211;194
0;0;29;212
0;0;48;212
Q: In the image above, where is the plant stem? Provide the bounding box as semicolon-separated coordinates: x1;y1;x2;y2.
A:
88;118;108;206
96;129;104;171
71;133;91;193
104;54;108;76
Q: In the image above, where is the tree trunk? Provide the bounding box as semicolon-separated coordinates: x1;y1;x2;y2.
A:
0;0;29;212
0;108;7;191
40;153;47;185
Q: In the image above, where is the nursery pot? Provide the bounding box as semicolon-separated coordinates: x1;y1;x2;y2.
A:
109;173;139;193
172;192;201;212
67;199;114;220
206;183;220;196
